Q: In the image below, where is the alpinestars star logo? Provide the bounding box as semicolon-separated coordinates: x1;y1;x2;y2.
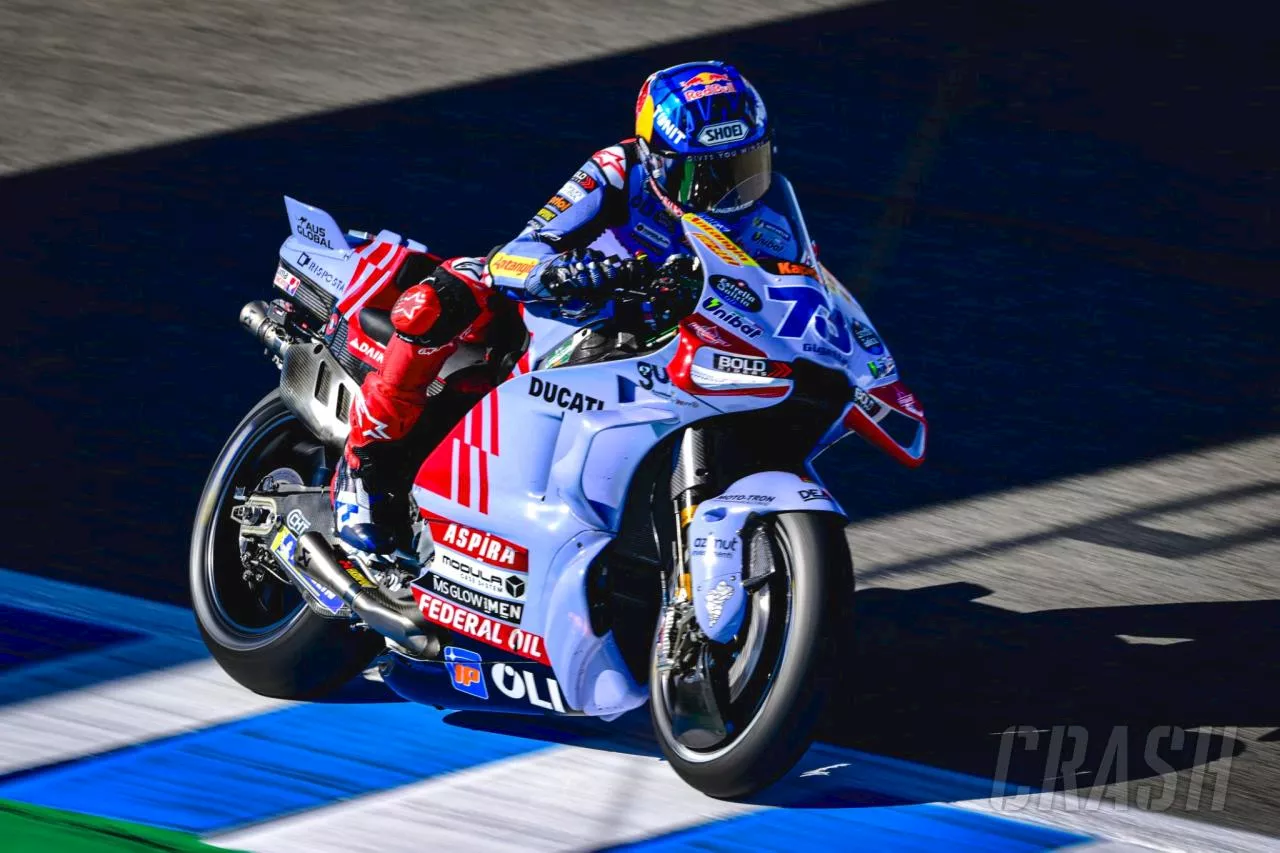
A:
354;398;390;441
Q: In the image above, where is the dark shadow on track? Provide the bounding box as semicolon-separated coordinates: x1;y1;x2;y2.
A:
0;0;1275;604
439;483;1279;814
440;577;1270;812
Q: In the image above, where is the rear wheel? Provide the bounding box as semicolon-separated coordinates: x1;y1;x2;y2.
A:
189;391;383;699
650;511;851;798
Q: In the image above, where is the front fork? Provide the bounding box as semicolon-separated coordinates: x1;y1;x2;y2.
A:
658;427;715;673
670;426;716;594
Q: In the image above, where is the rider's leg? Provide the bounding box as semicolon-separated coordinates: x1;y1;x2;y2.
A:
334;259;487;553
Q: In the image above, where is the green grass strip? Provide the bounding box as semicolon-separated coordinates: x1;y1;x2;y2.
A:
0;799;245;853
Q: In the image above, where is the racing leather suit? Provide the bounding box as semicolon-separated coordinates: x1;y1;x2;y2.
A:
486;138;802;298
337;139;802;552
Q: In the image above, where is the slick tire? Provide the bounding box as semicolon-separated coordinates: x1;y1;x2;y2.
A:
190;390;383;699
650;511;852;799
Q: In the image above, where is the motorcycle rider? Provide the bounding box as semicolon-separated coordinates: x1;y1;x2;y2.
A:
336;60;802;553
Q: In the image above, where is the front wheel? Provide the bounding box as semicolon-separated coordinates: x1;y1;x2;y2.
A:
189;390;384;699
650;511;852;798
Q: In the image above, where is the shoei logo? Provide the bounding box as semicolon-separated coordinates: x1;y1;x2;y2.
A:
697;120;749;147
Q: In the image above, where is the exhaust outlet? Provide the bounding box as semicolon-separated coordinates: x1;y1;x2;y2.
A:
240;300;292;359
295;532;440;660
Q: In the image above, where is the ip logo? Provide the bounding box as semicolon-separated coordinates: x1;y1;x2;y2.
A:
444;646;488;700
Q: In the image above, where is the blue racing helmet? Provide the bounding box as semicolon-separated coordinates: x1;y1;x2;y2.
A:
635;61;772;215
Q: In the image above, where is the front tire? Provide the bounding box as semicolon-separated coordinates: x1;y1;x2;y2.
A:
189;390;383;699
650;511;852;798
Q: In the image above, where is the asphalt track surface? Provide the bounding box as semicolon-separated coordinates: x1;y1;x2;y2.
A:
1;0;1278;846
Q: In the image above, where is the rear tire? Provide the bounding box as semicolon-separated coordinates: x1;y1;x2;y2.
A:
650;511;851;798
189;391;383;699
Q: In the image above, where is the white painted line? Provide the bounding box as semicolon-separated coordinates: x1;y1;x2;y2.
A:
0;659;287;776
0;567;194;636
212;744;761;852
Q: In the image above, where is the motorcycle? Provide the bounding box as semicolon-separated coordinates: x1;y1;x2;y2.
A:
190;176;927;797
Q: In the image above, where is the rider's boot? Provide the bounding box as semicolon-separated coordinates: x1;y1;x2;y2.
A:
334;443;399;555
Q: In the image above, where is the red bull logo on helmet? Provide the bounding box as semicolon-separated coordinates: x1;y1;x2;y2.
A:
680;71;736;102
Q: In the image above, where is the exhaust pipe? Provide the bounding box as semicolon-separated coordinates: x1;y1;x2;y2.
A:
240;300;292;359
295;532;440;660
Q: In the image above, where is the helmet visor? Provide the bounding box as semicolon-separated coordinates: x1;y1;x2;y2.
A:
658;138;772;214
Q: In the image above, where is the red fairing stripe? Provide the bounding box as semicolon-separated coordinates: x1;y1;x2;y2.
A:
415;389;502;514
667;318;787;398
338;244;408;315
844;379;928;468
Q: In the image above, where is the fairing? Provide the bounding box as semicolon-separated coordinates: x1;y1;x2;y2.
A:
273;187;922;717
684;471;843;643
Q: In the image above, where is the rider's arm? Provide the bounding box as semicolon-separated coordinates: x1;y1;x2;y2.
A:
487;145;632;299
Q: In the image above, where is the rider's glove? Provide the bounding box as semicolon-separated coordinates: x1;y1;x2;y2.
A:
539;249;630;299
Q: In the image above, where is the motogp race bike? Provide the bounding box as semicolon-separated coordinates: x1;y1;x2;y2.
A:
191;178;927;797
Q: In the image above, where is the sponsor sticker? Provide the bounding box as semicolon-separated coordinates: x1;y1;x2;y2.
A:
284;508;311;535
684;315;733;347
535;208;557;222
852;319;885;355
680;72;736;102
710;353;789;378
351;337;385;364
634;220;672;249
270;527;297;565
273;264;301;295
868;355;897;379
572;170;598;192
701;296;763;338
798;487;831;502
432;548;526;601
853;386;883;417
768;259;818;278
708;275;761;312
528;376;606;412
547;194;572;212
558;181;586;204
655;108;687;144
489;253;540;280
429;521;528;571
691;536;736;555
697;120;749;147
444;646;488;700
685;217;757;267
705;580;735;626
752;231;787;254
426;571;524;623
295;252;341;287
491;663;565;713
413;589;550;664
753;216;792;242
296;216;335;249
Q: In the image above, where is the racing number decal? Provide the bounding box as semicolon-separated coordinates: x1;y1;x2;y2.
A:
766;286;853;353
